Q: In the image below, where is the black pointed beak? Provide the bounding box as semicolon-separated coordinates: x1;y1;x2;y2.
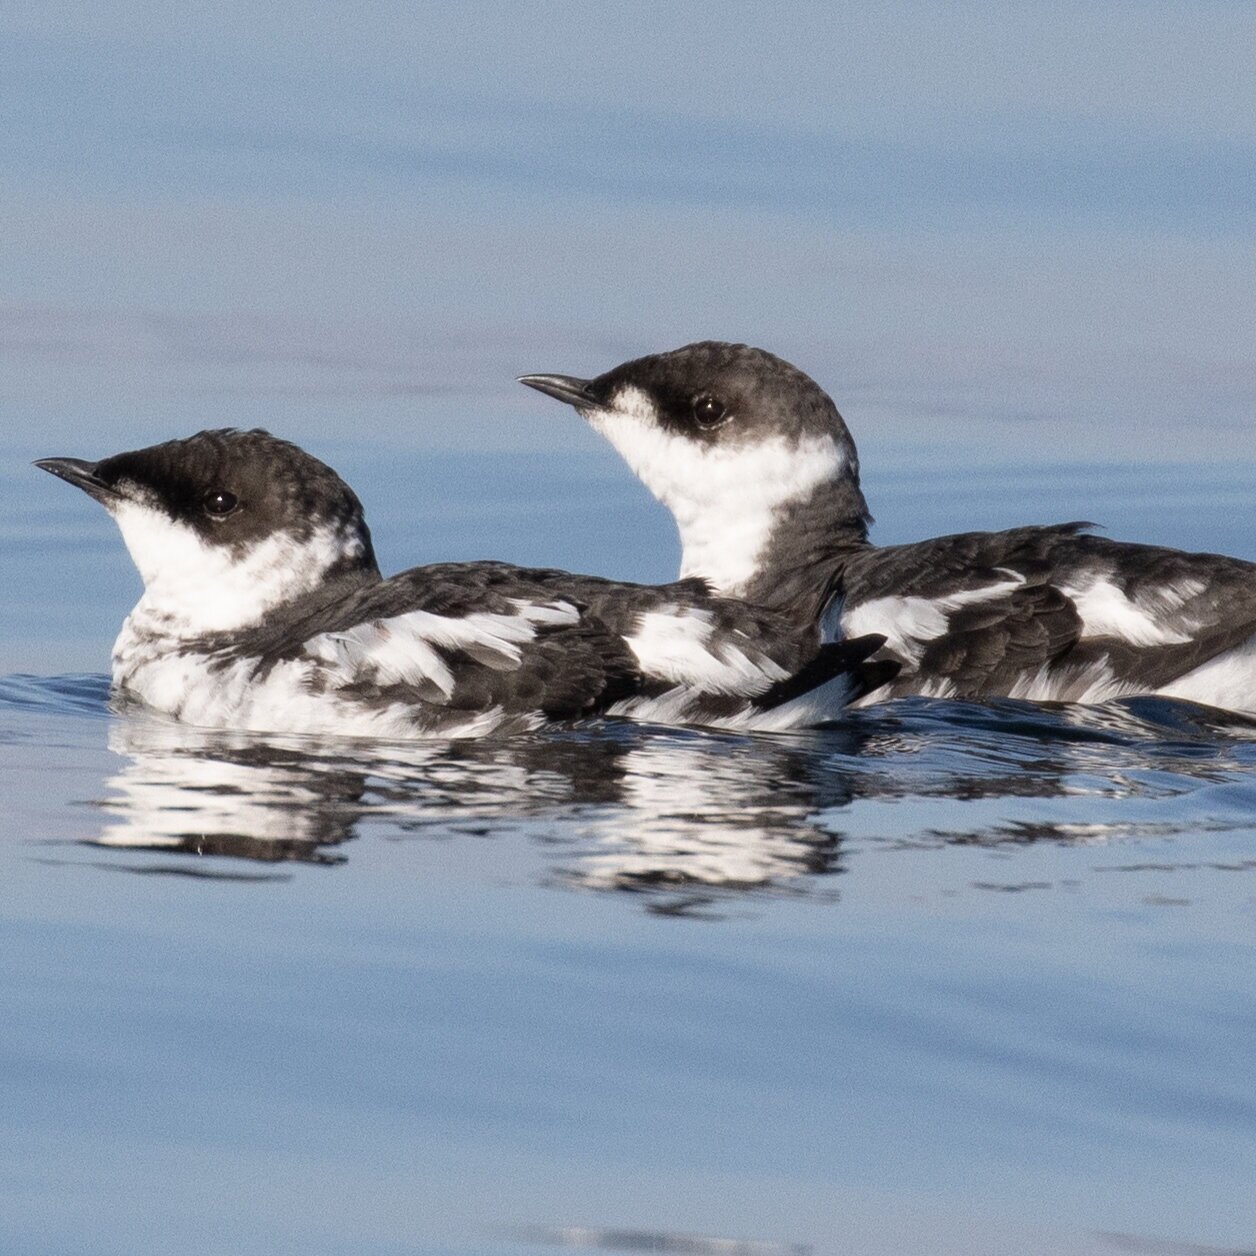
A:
517;373;599;409
34;457;119;504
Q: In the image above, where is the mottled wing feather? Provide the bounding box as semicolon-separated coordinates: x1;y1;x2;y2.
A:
1086;612;1256;693
846;524;1256;698
845;525;1094;603
202;560;866;726
300;599;644;720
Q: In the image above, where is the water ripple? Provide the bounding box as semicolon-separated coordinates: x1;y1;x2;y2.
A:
7;674;1256;913
0;671;111;716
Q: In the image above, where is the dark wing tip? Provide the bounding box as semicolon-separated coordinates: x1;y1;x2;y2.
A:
825;633;888;666
823;634;900;703
754;635;898;712
851;658;901;702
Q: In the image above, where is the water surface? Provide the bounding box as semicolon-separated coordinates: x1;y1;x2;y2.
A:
3;453;1255;1256
6;7;1256;1252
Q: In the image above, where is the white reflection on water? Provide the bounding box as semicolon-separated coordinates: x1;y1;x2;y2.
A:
96;715;863;901
5;676;1256;1255
80;691;1256;910
99;718;368;862
553;734;855;899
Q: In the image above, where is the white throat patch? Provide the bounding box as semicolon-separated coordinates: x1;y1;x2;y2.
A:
110;498;362;638
586;384;845;595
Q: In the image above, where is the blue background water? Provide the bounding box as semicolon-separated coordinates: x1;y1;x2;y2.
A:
4;456;1256;1256
3;6;1256;1255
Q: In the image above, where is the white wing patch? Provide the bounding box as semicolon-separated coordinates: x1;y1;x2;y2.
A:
624;607;790;694
616;604;864;729
506;598;584;626
304;600;580;696
843;579;1024;666
1059;575;1201;647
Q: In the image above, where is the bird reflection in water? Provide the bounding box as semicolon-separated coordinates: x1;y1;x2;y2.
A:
97;716;370;865
540;729;862;904
91;714;871;907
86;695;1256;905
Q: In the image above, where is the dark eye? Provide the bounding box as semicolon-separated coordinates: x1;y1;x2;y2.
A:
203;490;239;517
692;395;727;428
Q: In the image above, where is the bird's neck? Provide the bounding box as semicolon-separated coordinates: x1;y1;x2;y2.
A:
678;476;872;629
126;548;380;648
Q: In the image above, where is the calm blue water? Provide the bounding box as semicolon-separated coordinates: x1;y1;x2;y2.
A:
5;6;1256;1251
3;451;1255;1256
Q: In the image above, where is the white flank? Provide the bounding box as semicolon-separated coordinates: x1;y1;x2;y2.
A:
1157;632;1256;712
730;667;856;731
111;498;363;636
1004;659;1132;705
112;645;532;739
624;607;789;694
584;384;846;595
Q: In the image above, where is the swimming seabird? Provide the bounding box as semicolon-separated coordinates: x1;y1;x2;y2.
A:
521;342;1256;710
36;427;896;737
